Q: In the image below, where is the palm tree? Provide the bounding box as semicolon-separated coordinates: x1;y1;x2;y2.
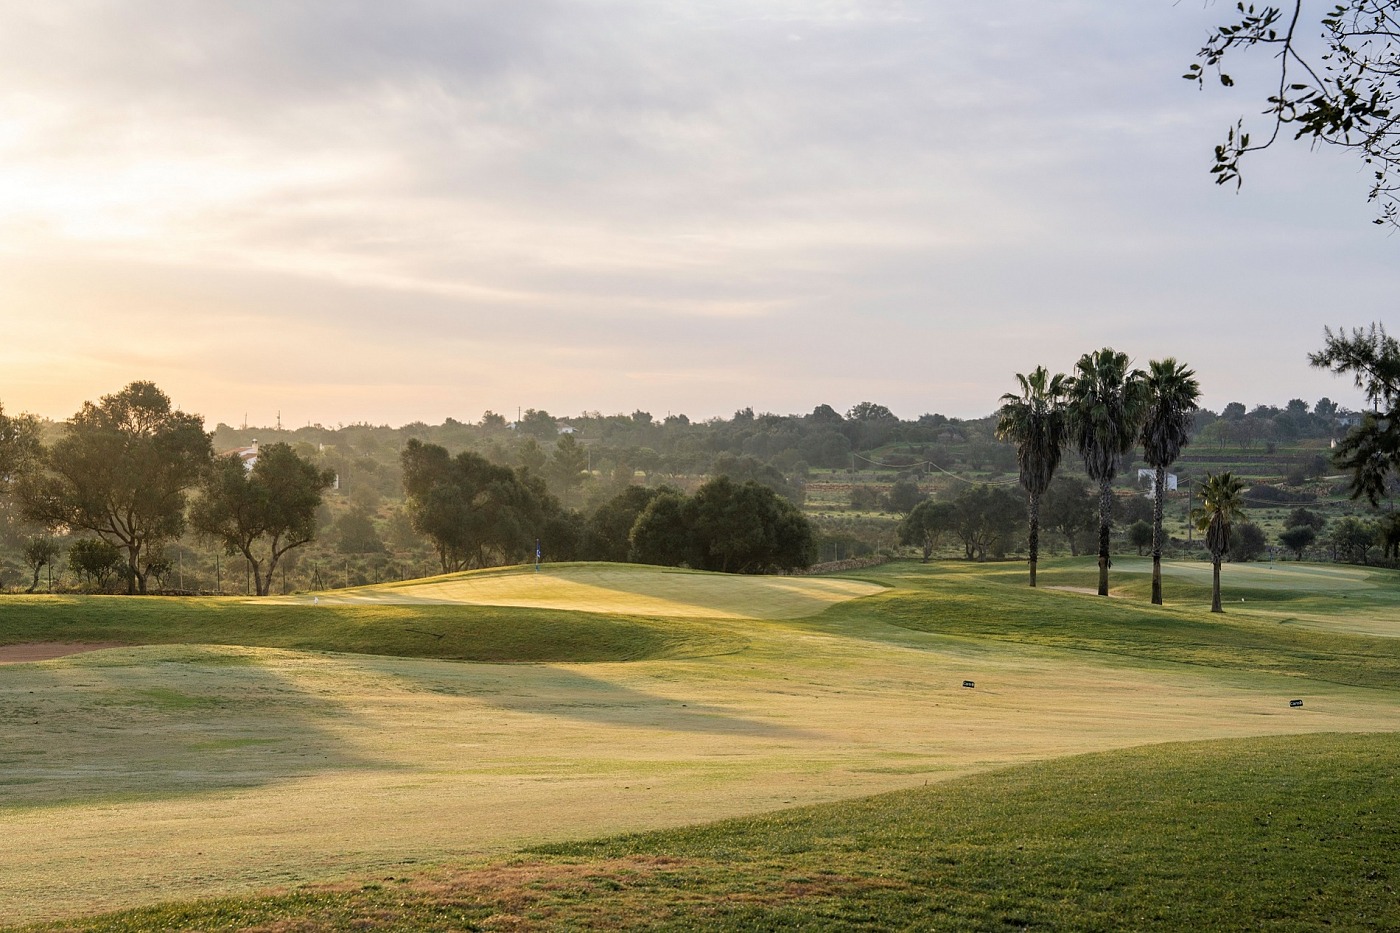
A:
1192;471;1247;612
1140;358;1201;605
996;366;1068;587
1066;348;1149;596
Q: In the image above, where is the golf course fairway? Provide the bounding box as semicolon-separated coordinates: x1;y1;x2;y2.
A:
3;558;1399;927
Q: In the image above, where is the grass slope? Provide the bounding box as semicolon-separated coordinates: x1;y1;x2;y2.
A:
840;558;1400;689
5;559;1400;928
284;562;885;621
0;595;736;663
20;732;1399;931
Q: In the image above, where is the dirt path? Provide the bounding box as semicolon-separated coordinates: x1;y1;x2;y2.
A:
0;643;122;664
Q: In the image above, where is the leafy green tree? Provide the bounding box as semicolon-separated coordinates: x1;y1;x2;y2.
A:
629;478;814;573
1140;358;1201;604
333;507;386;556
0;403;41;497
996;366;1068;586
1327;514;1381;564
190;443;336;596
1041;476;1096;557
898;499;956;562
1185;1;1400;227
401;439;545;572
67;537;124;592
517;437;548;475
689;476;813;573
949;484;1024;561
629;491;698;567
583;485;665;562
1309;324;1400;503
22;536;60;593
546;434;590;506
1229;521;1269;563
884;478;924;515
1192;472;1248;613
1279;523;1317;560
1067;349;1150;595
20;382;212;594
1128;520;1153;556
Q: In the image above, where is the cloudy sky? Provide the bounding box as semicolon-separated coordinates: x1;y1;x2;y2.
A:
0;1;1391;428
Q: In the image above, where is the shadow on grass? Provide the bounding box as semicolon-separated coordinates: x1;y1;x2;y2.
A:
382;661;824;741
0;645;385;811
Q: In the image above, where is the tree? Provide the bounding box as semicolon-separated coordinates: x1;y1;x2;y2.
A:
1128;520;1154;556
898;499;956;562
1279;523;1317;559
949;484;1024;561
0;403;41;497
546;434;590;506
583;485;666;562
689;476;814;573
1229;521;1269;562
67;537;124;592
629;491;698;568
1186;1;1400;227
1328;514;1381;563
401;439;546;572
1067;348;1150;595
1192;472;1248;613
190;444;337;596
1309;324;1400;503
884;477;924;515
628;477;814;573
995;366;1069;586
1286;506;1328;531
1140;358;1201;605
22;537;60;593
1041;476;1097;556
20;382;212;594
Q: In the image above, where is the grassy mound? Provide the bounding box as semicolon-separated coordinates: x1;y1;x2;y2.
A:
832;558;1400;689
0;595;738;664
21;732;1397;931
275;562;886;621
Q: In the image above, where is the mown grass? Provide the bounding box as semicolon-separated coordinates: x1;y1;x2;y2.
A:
0;596;737;662
825;559;1400;690
21;731;1398;931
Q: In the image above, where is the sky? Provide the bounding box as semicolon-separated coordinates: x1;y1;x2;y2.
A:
0;1;1392;429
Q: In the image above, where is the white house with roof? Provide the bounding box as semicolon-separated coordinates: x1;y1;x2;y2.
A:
221;439;260;471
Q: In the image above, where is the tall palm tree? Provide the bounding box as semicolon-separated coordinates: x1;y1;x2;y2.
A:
996;366;1068;587
1066;347;1149;596
1140;358;1201;605
1192;471;1247;613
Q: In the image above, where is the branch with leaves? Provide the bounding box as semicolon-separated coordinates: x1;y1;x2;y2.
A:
1186;1;1399;226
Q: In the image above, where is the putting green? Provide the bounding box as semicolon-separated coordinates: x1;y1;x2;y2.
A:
1107;556;1400;638
264;563;886;620
4;560;1399;926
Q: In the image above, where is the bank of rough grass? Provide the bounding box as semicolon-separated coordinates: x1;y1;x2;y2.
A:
19;732;1399;931
826;559;1400;690
0;597;736;663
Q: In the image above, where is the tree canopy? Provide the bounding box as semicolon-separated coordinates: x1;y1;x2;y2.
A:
1187;1;1400;227
20;382;211;594
1309;323;1400;503
190;443;336;596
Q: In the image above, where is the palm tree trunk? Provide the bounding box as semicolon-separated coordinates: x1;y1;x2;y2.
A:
1097;480;1112;596
1151;466;1166;605
1028;491;1040;587
1211;556;1223;613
